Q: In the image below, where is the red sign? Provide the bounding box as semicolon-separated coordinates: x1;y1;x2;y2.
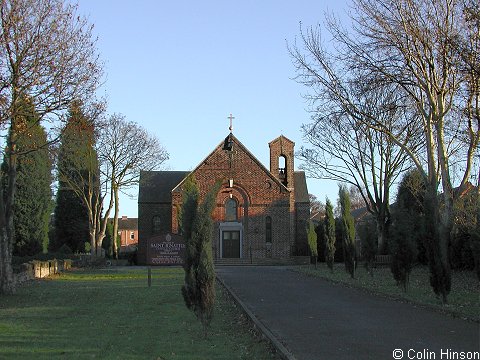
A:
147;233;185;266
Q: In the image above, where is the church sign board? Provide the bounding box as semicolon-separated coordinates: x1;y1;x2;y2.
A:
147;233;185;266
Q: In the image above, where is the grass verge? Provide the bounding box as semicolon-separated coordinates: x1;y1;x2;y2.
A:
294;263;479;322
0;267;279;360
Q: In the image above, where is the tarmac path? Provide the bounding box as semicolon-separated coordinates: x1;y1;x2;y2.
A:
216;266;479;360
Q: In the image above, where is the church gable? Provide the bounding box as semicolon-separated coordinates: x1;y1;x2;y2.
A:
172;134;288;201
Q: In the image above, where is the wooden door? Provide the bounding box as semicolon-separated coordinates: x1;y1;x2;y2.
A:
222;230;240;258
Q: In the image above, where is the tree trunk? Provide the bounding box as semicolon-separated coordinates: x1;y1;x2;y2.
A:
0;193;14;294
89;227;97;256
376;209;391;255
112;186;120;259
96;232;105;258
376;220;386;255
0;145;18;294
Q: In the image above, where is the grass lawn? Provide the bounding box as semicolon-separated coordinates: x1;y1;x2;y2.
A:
295;263;479;322
0;267;278;360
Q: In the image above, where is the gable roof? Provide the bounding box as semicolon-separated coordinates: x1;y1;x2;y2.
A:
172;133;288;193
118;217;138;230
139;170;189;203
268;134;295;146
294;171;309;203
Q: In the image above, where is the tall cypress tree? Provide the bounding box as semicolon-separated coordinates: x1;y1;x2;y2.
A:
181;178;219;337
51;101;93;253
307;221;318;267
324;198;336;271
2;96;52;256
339;185;356;278
390;170;424;291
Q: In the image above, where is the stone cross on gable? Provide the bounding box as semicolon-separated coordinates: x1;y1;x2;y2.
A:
228;113;235;133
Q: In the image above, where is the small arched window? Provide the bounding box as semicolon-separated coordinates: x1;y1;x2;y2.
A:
278;155;286;170
225;198;238;221
152;216;161;234
278;155;288;186
266;216;272;243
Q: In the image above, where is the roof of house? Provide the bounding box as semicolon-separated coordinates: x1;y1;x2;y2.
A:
118;217;138;230
138;170;189;203
351;206;371;222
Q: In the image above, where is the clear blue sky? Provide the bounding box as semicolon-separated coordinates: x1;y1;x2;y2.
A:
76;0;351;217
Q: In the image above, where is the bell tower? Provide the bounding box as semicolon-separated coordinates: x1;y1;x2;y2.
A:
269;135;295;189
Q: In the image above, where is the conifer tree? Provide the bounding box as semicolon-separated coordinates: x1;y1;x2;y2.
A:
181;179;219;336
2;97;52;256
52;102;94;253
315;224;326;262
179;175;199;257
102;220;116;258
324;198;336;271
307;221;318;267
0;0;103;294
390;211;417;292
359;219;377;275
339;185;356;278
390;170;424;291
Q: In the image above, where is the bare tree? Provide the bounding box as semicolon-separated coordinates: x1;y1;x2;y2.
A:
97;114;169;258
0;0;103;294
352;0;478;303
290;30;414;253
349;185;366;211
309;193;325;216
291;0;479;302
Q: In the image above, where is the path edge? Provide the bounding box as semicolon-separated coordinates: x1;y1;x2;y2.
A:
216;274;297;360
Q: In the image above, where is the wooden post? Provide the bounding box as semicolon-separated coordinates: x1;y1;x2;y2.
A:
148;266;151;287
147;235;151;287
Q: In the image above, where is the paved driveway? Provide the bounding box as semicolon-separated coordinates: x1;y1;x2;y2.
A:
216;266;479;360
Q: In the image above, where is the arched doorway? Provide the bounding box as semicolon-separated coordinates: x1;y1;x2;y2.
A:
220;197;242;258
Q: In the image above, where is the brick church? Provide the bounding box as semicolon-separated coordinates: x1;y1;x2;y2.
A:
137;129;310;264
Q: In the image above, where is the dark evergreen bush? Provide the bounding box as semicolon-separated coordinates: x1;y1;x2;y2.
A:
359;219;377;274
339;185;356;278
324;199;336;270
181;177;219;336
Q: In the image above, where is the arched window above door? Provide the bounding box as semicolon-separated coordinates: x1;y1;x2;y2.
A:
225;198;238;222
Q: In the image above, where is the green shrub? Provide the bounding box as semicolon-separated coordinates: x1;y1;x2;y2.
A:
324;198;336;270
307;221;318;259
339;185;356;278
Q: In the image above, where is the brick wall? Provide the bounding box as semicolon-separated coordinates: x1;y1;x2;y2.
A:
119;229;138;251
171;136;294;260
269;136;295;189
